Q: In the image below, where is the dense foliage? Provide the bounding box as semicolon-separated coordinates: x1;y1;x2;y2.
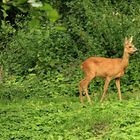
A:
0;0;140;139
0;0;140;96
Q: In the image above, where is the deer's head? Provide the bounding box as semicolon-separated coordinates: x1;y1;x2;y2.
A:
124;37;138;55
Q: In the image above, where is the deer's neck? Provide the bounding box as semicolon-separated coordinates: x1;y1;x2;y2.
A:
122;51;129;68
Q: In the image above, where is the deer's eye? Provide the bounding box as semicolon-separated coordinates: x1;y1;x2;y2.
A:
129;46;132;48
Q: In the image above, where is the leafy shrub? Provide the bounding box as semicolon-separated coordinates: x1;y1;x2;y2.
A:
0;0;140;98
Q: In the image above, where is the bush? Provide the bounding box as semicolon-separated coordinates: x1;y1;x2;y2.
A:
0;0;140;98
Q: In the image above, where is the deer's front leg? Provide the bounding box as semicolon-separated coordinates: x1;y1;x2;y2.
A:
115;78;122;101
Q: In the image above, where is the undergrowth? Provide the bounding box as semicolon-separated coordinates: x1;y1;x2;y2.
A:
0;92;140;140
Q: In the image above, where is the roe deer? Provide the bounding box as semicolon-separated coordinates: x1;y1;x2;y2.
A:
79;37;137;105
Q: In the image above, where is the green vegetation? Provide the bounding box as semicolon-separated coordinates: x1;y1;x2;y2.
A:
0;96;140;139
0;0;140;139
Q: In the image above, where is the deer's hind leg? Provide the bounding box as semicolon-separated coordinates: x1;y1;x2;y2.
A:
79;72;95;105
100;77;112;103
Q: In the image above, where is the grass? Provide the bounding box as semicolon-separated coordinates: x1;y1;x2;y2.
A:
0;93;140;140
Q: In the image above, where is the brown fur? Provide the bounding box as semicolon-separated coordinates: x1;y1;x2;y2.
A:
79;37;137;105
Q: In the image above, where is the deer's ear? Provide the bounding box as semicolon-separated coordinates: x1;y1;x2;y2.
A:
125;37;128;44
129;36;133;43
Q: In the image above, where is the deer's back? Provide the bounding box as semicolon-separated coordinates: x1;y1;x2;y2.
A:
81;57;125;78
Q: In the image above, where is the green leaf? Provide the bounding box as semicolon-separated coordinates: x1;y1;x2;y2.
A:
8;0;27;6
2;4;10;11
28;18;40;29
38;3;53;11
17;6;28;13
1;9;8;18
37;3;60;22
55;26;66;31
48;9;60;22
